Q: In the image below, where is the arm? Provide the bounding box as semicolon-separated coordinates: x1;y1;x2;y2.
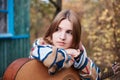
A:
76;44;120;80
74;46;101;80
29;38;74;74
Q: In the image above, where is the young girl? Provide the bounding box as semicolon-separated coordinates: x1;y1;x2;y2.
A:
29;9;119;80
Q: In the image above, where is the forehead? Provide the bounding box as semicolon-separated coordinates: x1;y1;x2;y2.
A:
58;19;73;30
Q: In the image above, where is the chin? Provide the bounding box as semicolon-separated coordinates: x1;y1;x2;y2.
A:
56;46;66;49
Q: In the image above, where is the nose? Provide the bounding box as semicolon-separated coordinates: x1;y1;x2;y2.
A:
59;32;66;40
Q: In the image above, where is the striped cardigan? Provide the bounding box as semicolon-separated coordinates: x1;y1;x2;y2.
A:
29;38;101;79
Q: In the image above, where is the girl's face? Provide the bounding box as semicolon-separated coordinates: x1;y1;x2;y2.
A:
52;19;73;49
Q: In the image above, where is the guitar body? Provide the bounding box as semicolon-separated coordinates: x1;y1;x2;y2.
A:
3;58;81;80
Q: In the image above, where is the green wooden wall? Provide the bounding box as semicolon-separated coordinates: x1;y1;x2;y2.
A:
0;38;30;77
0;0;31;77
14;0;30;35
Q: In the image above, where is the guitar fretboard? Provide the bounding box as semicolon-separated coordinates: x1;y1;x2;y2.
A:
101;69;114;80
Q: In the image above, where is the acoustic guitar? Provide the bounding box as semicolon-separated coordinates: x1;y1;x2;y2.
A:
3;58;81;80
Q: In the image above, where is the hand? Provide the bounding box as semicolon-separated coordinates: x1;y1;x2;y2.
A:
112;62;120;75
65;49;80;58
39;38;47;45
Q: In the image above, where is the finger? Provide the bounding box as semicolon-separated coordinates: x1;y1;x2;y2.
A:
114;71;120;75
112;65;120;74
112;62;117;66
115;65;120;72
113;63;120;69
112;65;119;71
77;49;80;52
116;63;120;66
112;62;120;67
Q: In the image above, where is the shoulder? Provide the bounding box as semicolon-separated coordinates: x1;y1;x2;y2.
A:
32;37;48;47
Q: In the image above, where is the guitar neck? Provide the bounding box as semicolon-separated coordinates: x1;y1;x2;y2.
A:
101;69;114;80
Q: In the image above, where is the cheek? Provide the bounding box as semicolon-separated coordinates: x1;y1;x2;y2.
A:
67;35;73;44
70;37;73;44
52;32;57;40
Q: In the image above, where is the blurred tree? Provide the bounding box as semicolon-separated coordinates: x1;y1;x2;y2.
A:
63;1;120;79
30;0;55;43
49;0;62;17
112;0;120;60
30;0;120;79
30;0;62;44
30;0;120;65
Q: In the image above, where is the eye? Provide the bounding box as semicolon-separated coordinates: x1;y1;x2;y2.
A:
66;30;72;35
55;27;61;31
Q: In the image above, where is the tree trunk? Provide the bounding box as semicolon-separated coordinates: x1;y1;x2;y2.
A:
49;0;62;18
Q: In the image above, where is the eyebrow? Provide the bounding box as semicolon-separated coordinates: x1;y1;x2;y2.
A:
58;26;73;31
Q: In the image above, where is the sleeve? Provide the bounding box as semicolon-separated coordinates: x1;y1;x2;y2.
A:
29;38;73;74
74;48;101;80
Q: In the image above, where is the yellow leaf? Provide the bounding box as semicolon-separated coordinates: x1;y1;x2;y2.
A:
106;16;113;22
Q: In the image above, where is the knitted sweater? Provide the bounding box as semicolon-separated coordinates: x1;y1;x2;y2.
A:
29;38;101;80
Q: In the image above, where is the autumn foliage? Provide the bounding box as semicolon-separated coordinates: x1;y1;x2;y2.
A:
30;0;120;79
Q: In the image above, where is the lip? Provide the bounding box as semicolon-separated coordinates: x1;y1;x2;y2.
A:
57;42;65;46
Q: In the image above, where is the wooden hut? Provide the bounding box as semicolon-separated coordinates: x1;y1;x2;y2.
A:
0;0;30;77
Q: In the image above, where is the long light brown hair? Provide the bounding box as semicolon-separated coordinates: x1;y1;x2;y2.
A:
44;9;81;49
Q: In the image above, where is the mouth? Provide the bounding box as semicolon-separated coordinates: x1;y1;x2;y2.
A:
57;42;65;46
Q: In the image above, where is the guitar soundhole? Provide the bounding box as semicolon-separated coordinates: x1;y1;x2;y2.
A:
63;74;77;80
